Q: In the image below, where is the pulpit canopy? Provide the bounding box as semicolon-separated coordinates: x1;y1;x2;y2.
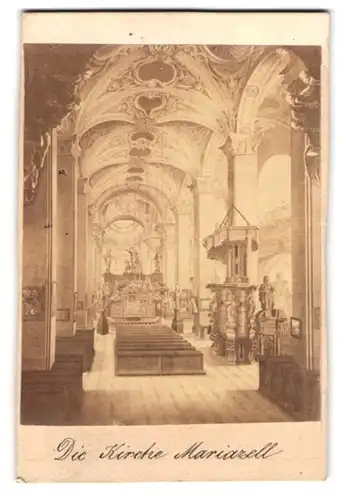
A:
203;206;259;263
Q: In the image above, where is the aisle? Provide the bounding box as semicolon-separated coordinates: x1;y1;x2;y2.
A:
79;330;293;425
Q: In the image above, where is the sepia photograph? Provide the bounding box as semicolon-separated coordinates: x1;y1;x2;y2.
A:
21;40;322;426
16;11;329;483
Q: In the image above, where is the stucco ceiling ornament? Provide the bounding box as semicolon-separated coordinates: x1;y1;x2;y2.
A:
251;120;277;152
135;92;167;119
283;68;320;181
218;128;258;157
107;68;140;93
129;156;146;170
134;116;155;133
70;140;82;160
149;45;176;58
201;46;267;122
23;132;51;205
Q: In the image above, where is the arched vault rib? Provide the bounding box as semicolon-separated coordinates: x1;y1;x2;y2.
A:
80;121;213;180
76;44;232;140
90;184;177;223
236;48;302;133
89;167;181;207
77;87;223;140
104;215;145;231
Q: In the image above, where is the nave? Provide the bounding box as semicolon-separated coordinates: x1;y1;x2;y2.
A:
76;321;291;426
21;43;322;426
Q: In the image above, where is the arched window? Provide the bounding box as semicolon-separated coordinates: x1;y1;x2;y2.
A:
258;154;292;316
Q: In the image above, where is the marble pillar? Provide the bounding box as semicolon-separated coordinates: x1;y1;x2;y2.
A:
56;138;77;336
76;178;89;328
22;129;58;370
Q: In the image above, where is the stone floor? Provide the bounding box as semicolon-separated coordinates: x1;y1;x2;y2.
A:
77;322;293;425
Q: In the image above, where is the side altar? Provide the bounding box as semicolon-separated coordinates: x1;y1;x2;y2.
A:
203;206;259;365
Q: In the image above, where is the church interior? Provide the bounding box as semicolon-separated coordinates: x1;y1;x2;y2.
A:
21;44;322;425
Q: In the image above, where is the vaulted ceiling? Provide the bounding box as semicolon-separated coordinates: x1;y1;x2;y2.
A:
53;43;311;246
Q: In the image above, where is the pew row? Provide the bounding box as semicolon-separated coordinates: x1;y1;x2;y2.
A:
21;354;84;425
20;327;95;425
114;324;205;376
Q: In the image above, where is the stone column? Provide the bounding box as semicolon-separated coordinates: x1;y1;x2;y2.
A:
87;212;97;321
75;178;89;328
22;129;58;370
310;178;321;371
178;211;192;289
56;137;77;336
220;133;259;288
290;129;308;368
162;222;177;289
91;213;103;293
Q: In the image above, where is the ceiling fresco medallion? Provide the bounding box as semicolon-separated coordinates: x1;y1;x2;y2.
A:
125;176;144;183
136;93;165;117
131;131;155;142
127;166;145;174
137;59;176;85
129;146;151;157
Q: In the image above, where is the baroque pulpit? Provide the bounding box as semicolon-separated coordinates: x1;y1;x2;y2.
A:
203;206;259;364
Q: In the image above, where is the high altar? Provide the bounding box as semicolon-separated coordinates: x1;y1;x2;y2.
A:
203;207;259;364
102;247;166;322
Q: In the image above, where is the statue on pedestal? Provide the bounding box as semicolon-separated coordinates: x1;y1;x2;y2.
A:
259;275;275;315
104;249;113;273
171;282;183;333
127;246;142;274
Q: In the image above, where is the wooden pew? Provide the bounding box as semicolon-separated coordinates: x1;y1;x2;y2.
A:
115;349;204;376
21;354;84;425
56;335;94;372
114;323;205;376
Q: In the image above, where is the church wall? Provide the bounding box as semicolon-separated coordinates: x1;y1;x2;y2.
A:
56;150;77;336
22;134;57;370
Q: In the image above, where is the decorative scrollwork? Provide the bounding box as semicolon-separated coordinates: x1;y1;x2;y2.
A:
24;44;97;204
284;69;320;181
23;133;50;204
22;286;45;321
